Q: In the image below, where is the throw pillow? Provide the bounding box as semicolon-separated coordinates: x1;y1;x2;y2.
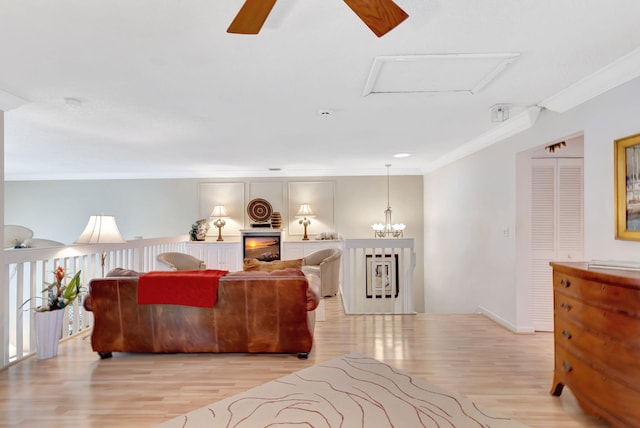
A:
243;258;303;272
106;267;141;277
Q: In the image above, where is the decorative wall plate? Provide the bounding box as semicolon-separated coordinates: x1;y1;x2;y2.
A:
247;198;273;223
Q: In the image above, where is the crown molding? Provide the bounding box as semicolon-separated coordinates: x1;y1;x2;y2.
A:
424;106;541;173
4;167;427;181
539;47;640;113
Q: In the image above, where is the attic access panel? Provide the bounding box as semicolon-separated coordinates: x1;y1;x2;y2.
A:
362;53;520;96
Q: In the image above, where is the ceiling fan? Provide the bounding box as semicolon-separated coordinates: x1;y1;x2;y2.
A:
227;0;408;37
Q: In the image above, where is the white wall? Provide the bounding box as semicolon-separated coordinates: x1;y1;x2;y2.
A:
6;179;198;244
334;176;425;309
5;175;425;310
424;139;518;322
424;76;640;329
581;88;640;260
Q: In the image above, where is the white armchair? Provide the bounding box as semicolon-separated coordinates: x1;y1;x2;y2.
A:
156;252;206;271
302;248;342;297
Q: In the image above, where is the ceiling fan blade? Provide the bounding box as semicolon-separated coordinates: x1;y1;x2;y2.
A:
343;0;408;37
227;0;277;34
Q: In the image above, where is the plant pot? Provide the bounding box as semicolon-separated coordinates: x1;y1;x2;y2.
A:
35;310;64;360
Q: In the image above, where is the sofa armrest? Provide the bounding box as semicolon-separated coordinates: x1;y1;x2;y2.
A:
83;295;92;312
84;268;141;312
306;274;320;311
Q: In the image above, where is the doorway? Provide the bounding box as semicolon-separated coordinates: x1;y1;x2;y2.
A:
516;134;584;331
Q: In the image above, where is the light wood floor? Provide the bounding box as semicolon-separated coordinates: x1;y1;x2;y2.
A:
0;296;609;427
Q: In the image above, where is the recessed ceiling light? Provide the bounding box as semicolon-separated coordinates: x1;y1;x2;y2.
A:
393;153;411;158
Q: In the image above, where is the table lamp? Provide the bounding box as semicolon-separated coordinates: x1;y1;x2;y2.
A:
75;215;126;276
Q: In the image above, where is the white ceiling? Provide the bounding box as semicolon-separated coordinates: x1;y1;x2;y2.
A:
2;0;640;181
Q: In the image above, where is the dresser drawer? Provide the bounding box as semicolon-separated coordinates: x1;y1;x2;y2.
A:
554;316;640;387
551;263;640;427
553;271;640;317
554;292;640;344
554;348;640;427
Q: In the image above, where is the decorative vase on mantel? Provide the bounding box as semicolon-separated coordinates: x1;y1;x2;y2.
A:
271;212;282;229
35;310;64;360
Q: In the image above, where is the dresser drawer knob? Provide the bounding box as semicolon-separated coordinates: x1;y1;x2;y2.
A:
560;302;572;311
562;329;572;339
560;278;571;288
562;361;573;372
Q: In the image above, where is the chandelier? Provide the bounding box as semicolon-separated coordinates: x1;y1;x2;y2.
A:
371;164;406;238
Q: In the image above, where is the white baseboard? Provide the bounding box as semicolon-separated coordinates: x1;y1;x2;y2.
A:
476;305;535;334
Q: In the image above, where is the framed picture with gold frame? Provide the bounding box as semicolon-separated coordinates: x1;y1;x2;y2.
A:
615;133;640;240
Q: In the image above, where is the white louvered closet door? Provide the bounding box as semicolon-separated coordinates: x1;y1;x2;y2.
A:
531;158;584;331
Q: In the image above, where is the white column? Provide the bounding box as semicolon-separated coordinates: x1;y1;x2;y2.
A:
0;110;6;366
1;88;28;366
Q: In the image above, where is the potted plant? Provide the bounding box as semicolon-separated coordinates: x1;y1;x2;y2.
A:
20;266;84;359
189;218;210;241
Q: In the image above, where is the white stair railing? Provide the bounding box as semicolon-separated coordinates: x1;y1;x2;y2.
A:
3;235;187;368
341;238;416;315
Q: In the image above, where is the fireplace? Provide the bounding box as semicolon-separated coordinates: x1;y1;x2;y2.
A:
242;230;282;261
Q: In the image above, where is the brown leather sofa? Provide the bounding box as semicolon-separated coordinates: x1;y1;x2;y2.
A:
83;267;320;359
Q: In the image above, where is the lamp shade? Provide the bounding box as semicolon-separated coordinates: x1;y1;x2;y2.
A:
210;205;228;218
75;215;126;244
296;203;314;217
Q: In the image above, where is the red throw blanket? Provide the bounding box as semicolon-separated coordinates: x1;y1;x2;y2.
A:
137;269;228;308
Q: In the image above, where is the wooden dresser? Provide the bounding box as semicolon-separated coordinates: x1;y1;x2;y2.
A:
550;262;640;427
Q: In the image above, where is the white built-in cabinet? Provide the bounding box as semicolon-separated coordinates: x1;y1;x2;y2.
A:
184;241;243;272
283;240;343;259
184;240;344;272
530;157;584;331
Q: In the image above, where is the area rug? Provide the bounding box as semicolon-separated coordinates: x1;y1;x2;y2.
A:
157;353;526;427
